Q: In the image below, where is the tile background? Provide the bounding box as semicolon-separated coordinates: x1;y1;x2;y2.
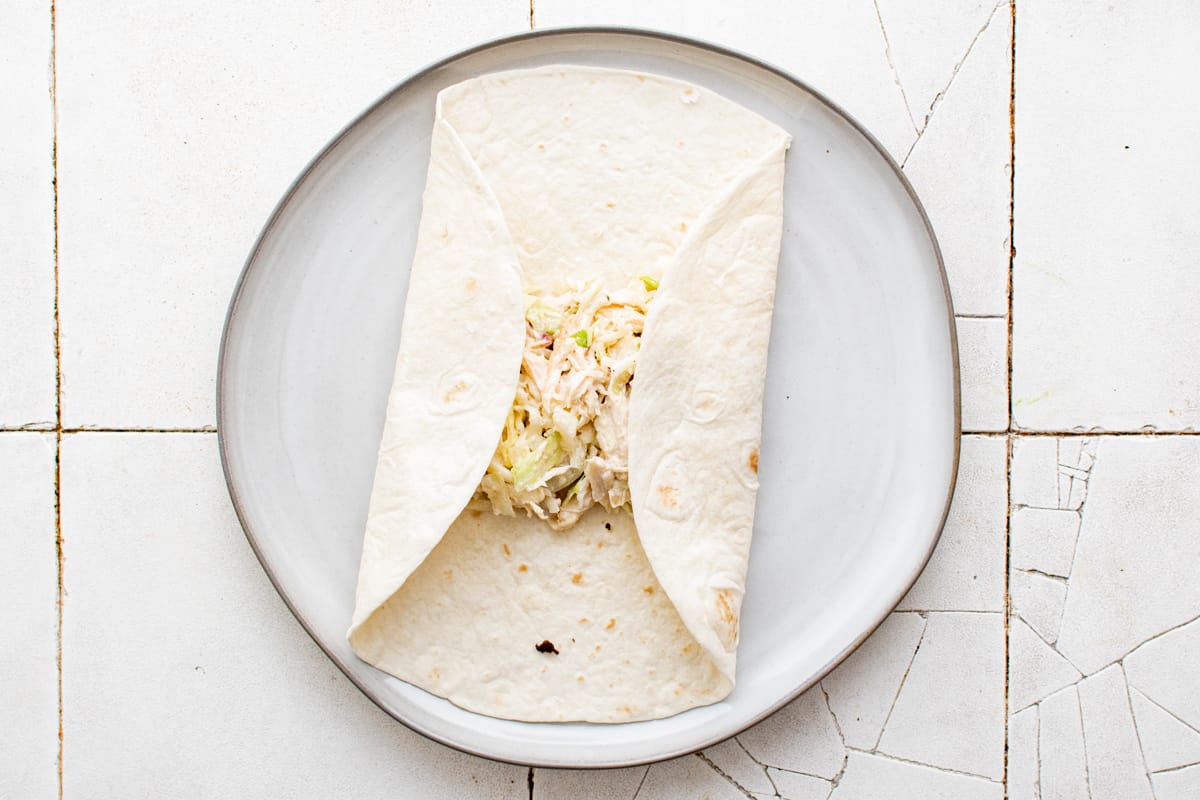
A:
4;1;1198;797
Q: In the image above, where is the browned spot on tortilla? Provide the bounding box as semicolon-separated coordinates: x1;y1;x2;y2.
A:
439;225;449;240
636;75;646;82
502;543;511;557
465;277;477;292
749;448;759;474
716;588;737;626
562;116;570;123
442;380;468;403
624;553;632;560
596;541;604;549
584;539;591;546
606;618;616;630
684;87;694;96
656;484;679;508
621;705;633;714
427;668;441;683
595;644;602;652
578;617;589;624
518;564;528;573
643;586;654;594
469;509;483;518
680;222;687;233
673;688;682;696
571;572;583;585
605;201;615;209
537;143;545;151
577;675;585;682
442;569;453;582
682;643;694;654
598;142;607;151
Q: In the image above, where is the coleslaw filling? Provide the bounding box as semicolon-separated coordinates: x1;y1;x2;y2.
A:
470;277;658;531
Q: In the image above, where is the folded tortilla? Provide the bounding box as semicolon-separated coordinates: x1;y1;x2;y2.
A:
349;66;790;722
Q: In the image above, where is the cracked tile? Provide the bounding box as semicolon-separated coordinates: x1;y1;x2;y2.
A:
702;738;775;795
876;612;1004;780
1011;438;1060;510
1009;617;1081;714
898;6;1012;315
822;611;925;749
1153;763;1200;800
1124;616;1200;732
535;0;916;159
738;687;844;780
0;0;56;426
1057;438;1200;675
872;0;1002;130
767;768;831;800
828;751;1001;800
1128;687;1200;774
955;319;1008;432
0;434;58;799
1012;569;1068;644
56;1;529;427
1077;665;1154;800
533;766;647;799
1010;508;1080;578
897;436;1006;612
638;756;746;800
1039;685;1089;800
1013;1;1200;431
1007;706;1039;800
60;434;525;797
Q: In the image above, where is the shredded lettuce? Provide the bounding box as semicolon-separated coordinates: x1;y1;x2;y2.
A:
473;279;651;530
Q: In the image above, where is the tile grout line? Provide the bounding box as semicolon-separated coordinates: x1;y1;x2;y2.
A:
1004;2;1016;797
49;0;63;796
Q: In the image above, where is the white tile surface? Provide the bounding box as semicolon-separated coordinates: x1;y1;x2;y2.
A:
898;436;1006;612
60;433;525;797
1124;617;1200;732
956;319;1009;431
873;0;1002;130
702;737;775;795
0;2;56;427
899;4;1012;316
1128;687;1200;774
637;755;745;800
1007;705;1039;800
56;0;529;428
1039;685;1089;800
0;434;59;799
1010;508;1079;578
767;768;831;800
1056;438;1200;675
1077;665;1154;800
738;686;845;780
1011;568;1067;644
1011;436;1060;509
1009;616;1080;714
1012;1;1200;431
1153;764;1200;800
829;751;1001;800
822;611;926;750
534;765;646;799
536;0;917;159
877;612;1005;779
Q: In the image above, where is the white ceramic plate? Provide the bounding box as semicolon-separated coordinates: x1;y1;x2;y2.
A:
218;28;959;768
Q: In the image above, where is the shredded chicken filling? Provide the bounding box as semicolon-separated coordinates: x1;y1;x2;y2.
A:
470;277;658;531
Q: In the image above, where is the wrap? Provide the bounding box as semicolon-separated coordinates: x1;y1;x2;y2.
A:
349;66;790;722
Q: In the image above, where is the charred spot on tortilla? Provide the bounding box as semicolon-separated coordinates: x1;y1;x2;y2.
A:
604;522;612;530
535;640;559;655
749;448;759;474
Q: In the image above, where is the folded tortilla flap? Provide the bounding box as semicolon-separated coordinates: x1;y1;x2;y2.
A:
349;119;525;634
629;141;789;683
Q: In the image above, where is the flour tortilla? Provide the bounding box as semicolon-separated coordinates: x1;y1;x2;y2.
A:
349;66;789;722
